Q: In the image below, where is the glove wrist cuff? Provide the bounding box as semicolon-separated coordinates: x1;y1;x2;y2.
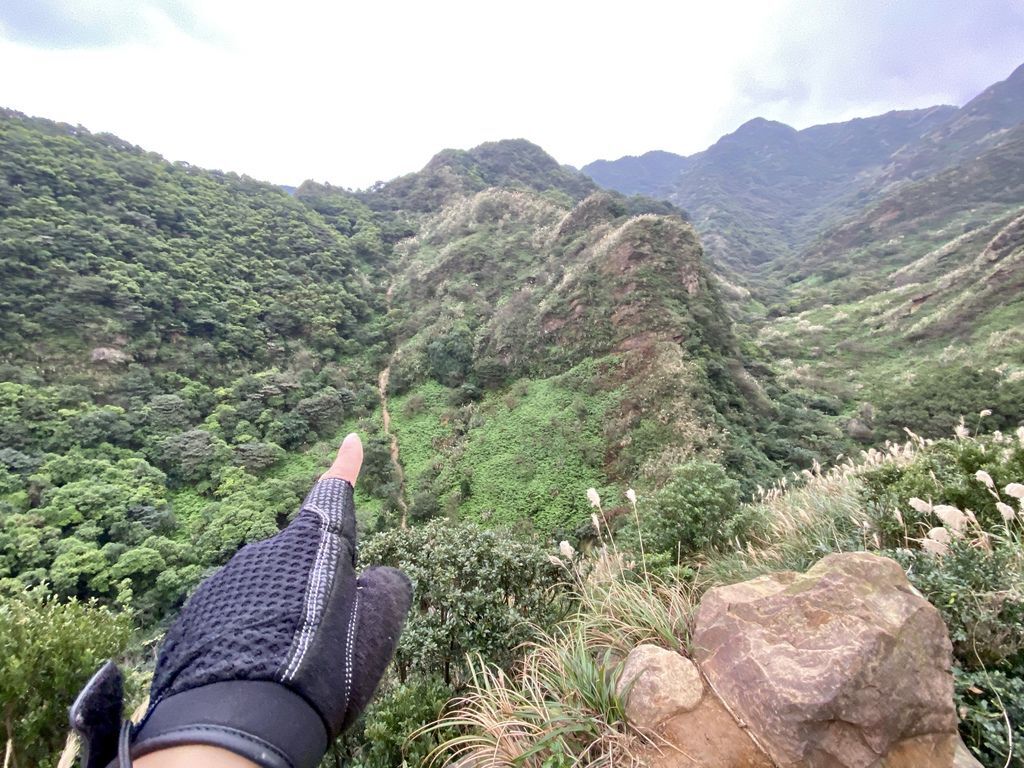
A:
132;681;328;768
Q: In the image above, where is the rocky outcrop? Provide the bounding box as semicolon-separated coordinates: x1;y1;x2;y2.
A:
693;552;963;767
90;346;131;364
654;694;774;768
617;644;703;725
617;644;771;768
623;553;978;767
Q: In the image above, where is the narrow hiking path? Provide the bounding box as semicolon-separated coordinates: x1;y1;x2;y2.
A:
378;283;409;527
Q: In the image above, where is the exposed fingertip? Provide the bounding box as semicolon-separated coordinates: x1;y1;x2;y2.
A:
321;432;363;485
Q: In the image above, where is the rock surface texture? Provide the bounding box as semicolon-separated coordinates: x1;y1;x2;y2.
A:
617;644;704;725
691;552;966;768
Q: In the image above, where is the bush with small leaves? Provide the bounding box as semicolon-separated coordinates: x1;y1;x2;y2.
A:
641;459;744;561
0;588;131;768
335;676;455;768
360;520;564;686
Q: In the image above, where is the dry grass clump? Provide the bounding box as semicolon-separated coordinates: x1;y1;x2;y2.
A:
712;424;1024;587
423;508;697;767
427;630;638;768
706;443;914;582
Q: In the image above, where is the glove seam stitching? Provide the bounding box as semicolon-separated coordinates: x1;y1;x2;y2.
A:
281;506;331;681
343;588;361;709
281;500;342;682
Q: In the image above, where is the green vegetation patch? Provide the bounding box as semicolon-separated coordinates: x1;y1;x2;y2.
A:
449;374;616;533
389;381;454;489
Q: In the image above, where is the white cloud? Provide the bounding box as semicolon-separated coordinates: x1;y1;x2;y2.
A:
0;0;1021;188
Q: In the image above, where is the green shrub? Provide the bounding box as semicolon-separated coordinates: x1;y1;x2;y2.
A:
334;677;455;768
425;326;474;388
860;435;1024;544
893;543;1023;669
641;459;745;561
953;667;1024;768
359;520;564;686
876;367;1024;441
0;588;132;768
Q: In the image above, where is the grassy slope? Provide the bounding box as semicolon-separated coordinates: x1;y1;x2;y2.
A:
758;204;1024;432
433;427;1024;768
386;366;619;535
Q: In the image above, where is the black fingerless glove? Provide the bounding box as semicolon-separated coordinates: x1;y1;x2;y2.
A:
70;478;412;768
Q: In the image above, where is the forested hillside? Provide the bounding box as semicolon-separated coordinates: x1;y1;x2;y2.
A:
0;109;395;627
1;61;1022;767
584;62;1024;452
0;112;842;764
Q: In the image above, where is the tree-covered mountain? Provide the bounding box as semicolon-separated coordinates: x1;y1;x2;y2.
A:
0;108;385;374
879;61;1024;184
376;187;841;532
583;107;955;272
2;65;1023;768
583;62;1024;449
357;138;597;213
0;108;392;627
0;109;836;629
583;62;1024;278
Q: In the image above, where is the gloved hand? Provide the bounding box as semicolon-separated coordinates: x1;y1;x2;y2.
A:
70;434;412;768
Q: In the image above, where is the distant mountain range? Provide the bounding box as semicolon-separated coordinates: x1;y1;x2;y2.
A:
583;63;1024;283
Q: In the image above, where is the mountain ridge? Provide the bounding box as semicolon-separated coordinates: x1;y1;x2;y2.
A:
2;64;1023;768
582;62;1024;275
358;138;597;213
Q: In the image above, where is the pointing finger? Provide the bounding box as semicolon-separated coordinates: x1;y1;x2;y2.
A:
321;432;363;486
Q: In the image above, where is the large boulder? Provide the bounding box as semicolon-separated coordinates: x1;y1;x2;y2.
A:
617;644;703;725
692;552;962;767
650;693;774;768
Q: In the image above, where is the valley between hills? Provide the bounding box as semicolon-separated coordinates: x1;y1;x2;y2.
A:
1;62;1022;768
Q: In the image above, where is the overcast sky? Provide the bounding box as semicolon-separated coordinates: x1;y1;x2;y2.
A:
1;0;1022;189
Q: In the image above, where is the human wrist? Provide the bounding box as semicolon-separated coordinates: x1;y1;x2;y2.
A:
131;681;328;768
135;745;261;768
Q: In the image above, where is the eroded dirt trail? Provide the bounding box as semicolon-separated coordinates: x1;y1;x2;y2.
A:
378;288;409;527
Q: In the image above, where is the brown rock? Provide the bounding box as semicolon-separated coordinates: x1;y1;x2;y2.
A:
951;738;984;768
693;552;959;768
882;733;959;767
644;693;773;768
617;644;703;726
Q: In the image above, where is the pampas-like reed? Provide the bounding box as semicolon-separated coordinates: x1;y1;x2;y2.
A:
421;490;698;767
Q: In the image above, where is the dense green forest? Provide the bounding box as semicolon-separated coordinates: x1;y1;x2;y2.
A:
0;110;399;629
1;79;1022;768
